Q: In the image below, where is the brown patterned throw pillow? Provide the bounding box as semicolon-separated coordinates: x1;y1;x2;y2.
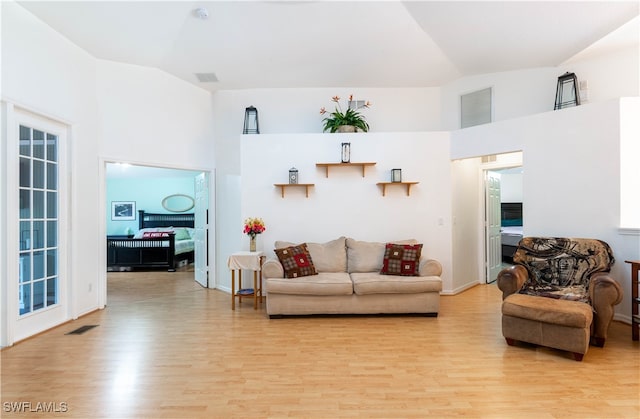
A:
380;243;423;276
275;243;318;278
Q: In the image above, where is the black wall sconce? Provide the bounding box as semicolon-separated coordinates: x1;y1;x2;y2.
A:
391;169;402;183
554;72;580;110
243;106;260;134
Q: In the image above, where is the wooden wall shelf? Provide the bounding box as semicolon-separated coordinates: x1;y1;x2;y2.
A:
274;183;314;198
376;182;419;197
316;162;376;178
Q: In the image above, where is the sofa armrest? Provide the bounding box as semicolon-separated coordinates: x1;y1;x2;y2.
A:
497;265;528;300
262;259;284;279
589;273;623;346
419;258;442;277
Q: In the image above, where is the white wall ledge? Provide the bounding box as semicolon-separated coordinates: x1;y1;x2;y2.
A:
618;227;640;236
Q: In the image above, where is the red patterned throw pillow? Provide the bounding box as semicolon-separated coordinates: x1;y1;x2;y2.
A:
380;243;423;276
275;243;318;278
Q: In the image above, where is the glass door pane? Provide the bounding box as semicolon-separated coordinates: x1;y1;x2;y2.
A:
18;125;59;316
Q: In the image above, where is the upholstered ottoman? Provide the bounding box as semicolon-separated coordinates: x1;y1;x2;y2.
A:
502;293;593;361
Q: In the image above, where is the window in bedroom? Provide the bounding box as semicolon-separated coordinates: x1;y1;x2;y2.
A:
461;87;492;128
19;125;59;315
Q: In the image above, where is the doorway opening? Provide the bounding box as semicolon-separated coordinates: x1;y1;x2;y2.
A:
482;153;523;284
103;162;211;304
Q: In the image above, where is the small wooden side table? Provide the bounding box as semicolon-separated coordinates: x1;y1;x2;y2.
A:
625;260;640;341
228;251;265;310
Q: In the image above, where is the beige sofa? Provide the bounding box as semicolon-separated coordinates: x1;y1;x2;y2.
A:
262;237;443;318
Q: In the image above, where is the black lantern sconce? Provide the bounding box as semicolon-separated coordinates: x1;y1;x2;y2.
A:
391;169;402;183
289;167;298;184
243;106;260;134
341;142;351;163
554;72;580;110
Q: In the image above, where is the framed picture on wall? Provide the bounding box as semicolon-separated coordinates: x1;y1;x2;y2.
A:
111;201;136;221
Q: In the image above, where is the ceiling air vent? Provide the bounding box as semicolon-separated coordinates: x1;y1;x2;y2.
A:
195;73;219;83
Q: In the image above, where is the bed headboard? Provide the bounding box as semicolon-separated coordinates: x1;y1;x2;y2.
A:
501;202;523;226
138;210;195;229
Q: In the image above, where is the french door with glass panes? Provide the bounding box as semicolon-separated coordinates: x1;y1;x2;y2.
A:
12;110;68;343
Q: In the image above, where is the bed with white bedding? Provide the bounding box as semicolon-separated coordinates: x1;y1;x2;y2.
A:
106;210;195;272
501;203;523;263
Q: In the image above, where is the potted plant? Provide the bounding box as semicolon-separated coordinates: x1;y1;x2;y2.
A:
320;95;372;133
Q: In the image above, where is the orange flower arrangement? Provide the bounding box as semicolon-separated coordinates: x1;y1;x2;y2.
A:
243;217;266;238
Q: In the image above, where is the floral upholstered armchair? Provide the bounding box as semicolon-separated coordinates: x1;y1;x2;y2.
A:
497;237;623;360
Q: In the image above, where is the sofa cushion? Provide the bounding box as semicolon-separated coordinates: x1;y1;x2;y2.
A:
346;238;417;273
380;243;423;276
265;272;353;296
350;272;442;295
275;237;347;272
274;244;318;278
502;293;593;328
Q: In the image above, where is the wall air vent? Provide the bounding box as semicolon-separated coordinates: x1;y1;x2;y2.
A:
195;73;219;83
348;100;366;110
461;87;492;128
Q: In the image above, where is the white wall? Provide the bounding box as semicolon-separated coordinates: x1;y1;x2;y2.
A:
96;60;216;290
2;1;102;325
211;87;442;177
620;97;640;228
228;132;454;293
212;87;444;291
97;60;214;168
440;45;639;131
3;0;638;342
441;67;558;130
214;88;441;137
500;173;523;203
451;99;640;321
451;158;482;292
565;45;639;107
1;2;216;344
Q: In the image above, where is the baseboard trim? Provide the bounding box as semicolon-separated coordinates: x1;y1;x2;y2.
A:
614;313;632;325
441;280;482;296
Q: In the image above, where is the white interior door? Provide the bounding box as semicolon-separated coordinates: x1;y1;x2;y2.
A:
193;172;209;288
485;171;502;283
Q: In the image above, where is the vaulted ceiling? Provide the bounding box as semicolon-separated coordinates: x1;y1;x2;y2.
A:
17;1;640;92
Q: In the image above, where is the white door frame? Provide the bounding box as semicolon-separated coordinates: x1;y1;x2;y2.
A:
2;103;71;346
478;155;523;285
194;171;211;288
98;159;216;306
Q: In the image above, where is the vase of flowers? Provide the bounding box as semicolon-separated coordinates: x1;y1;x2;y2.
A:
320;95;371;133
243;217;266;252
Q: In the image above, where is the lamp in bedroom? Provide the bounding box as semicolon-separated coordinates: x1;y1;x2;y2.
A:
243;106;260;134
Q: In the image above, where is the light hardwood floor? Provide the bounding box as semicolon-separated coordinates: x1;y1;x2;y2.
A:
2;269;639;418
